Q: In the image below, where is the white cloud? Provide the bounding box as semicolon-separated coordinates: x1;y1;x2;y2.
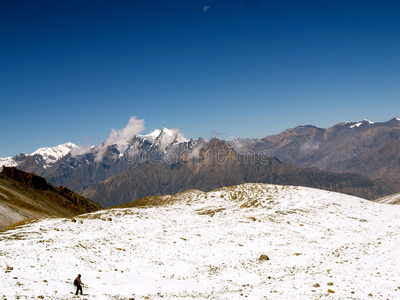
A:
71;116;146;160
300;140;320;152
95;116;145;161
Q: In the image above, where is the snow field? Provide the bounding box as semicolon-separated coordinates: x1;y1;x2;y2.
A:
0;183;399;299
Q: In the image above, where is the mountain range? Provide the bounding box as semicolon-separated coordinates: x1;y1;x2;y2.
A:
235;118;400;180
1;118;400;206
1;128;203;193
82;138;398;206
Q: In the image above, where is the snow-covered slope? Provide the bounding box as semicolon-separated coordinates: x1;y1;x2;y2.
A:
1;183;399;299
375;192;400;205
138;129;162;143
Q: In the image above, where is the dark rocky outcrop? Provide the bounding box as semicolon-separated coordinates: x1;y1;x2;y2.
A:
2;167;53;191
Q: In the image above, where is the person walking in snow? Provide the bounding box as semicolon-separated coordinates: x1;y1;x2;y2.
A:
74;274;84;295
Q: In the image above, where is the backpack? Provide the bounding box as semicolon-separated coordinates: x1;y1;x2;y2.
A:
73;278;78;286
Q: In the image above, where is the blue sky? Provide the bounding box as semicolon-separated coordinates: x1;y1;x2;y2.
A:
1;0;399;156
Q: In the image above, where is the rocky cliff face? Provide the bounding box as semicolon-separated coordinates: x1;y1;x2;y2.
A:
1;166;54;191
340;138;400;179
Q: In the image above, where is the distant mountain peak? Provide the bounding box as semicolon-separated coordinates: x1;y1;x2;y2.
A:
136;127;188;145
30;142;78;168
31;142;78;156
150;127;188;150
138;129;162;141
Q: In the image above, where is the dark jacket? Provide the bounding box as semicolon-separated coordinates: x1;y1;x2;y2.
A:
76;277;82;286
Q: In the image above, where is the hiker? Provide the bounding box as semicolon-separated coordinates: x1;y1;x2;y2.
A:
74;274;84;295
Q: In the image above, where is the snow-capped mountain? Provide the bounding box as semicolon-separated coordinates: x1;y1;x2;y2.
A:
0;128;190;170
124;127;191;156
30;142;78;169
0;142;78;170
138;127;189;150
69;127;192;159
0;128;192;169
0;127;203;192
0;157;18;168
1;183;399;299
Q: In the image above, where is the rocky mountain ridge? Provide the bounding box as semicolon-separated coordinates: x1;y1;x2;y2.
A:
235;117;400;180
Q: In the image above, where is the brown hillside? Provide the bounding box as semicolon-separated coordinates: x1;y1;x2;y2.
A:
0;167;103;230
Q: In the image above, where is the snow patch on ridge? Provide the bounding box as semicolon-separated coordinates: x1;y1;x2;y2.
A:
349;123;362;128
349;119;375;128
